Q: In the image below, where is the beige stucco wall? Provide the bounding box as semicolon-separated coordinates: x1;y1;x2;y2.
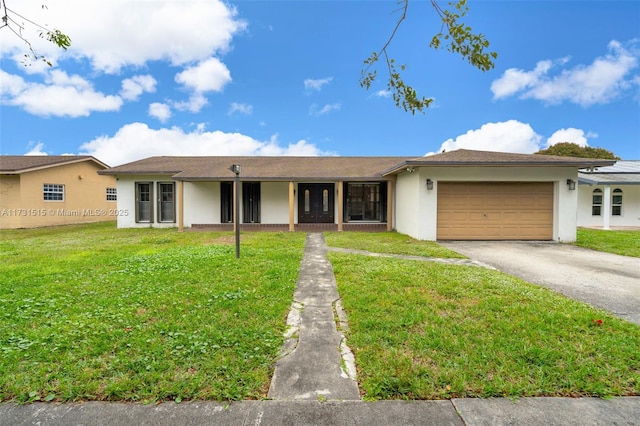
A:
0;161;117;229
394;166;579;242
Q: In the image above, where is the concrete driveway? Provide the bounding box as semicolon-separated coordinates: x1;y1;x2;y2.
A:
440;241;640;326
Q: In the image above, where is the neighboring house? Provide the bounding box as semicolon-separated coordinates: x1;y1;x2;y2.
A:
577;160;640;229
0;156;117;229
99;149;614;241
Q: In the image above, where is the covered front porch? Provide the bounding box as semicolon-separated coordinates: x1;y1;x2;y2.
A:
176;179;395;232
189;223;390;232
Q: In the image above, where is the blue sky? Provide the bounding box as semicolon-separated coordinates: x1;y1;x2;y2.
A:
1;0;639;166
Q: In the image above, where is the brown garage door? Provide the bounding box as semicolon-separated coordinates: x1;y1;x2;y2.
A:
437;182;553;240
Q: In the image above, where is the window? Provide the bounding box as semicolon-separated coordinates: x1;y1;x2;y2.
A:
242;182;261;223
43;184;64;201
346;183;385;221
135;182;153;223
612;188;623;216
157;182;176;223
591;189;602;216
220;182;233;223
106;187;117;201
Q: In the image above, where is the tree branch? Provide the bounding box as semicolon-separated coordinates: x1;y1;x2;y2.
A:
0;0;71;66
360;0;497;114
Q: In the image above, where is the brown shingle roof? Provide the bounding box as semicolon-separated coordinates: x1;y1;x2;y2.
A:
0;155;109;174
99;156;413;181
382;149;617;175
98;150;618;180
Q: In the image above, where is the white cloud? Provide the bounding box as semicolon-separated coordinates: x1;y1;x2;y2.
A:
432;121;600;155
79;123;330;165
546;128;597;148
491;40;639;106
25;142;47;155
304;77;333;92
490;60;554;99
149;103;172;123
373;90;391;98
120;75;157;101
253;135;330;156
175;57;231;93
0;70;123;117
0;1;243;118
173;94;209;113
228;102;253;116
0;1;246;74
435;120;543;154
309;102;342;116
0;70;28;98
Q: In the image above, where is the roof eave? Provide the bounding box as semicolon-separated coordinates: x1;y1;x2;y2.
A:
2;156;110;174
98;170;181;176
382;159;617;176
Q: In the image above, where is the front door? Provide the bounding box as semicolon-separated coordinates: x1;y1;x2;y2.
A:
298;183;334;223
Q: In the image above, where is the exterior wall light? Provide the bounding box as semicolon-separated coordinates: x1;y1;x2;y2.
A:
426;179;434;190
566;179;576;190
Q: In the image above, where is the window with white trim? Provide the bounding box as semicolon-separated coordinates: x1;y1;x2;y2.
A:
612;188;622;216
43;184;64;201
591;189;602;216
135;182;153;223
157;182;176;223
106;187;117;201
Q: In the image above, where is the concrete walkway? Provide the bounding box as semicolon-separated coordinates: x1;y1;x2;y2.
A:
1;233;639;425
267;233;360;400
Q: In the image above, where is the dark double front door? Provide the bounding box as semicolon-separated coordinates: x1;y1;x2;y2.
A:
298;183;334;223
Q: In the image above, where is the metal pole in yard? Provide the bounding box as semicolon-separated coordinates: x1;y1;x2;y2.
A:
230;164;241;258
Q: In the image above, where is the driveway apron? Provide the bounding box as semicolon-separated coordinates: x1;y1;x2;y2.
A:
440;241;640;325
267;233;360;400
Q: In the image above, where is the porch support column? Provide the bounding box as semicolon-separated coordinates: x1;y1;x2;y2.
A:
337;181;343;232
289;181;295;232
386;180;393;231
603;185;611;230
178;180;184;232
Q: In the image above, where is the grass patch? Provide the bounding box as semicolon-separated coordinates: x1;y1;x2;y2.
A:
0;222;306;403
324;232;465;258
330;252;640;400
576;228;640;257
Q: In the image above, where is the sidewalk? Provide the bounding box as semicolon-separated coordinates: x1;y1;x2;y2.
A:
2;397;639;425
1;233;639;425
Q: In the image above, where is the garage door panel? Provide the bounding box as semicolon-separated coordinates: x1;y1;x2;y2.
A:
437;182;553;240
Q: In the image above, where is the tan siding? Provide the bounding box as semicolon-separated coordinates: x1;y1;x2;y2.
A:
437;182;553;240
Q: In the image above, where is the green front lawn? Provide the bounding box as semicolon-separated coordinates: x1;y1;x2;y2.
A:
324;231;465;258
2;224;638;403
0;222;306;403
576;228;640;257
330;252;640;400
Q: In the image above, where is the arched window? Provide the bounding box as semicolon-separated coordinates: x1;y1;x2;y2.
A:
612;188;623;216
592;189;602;216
